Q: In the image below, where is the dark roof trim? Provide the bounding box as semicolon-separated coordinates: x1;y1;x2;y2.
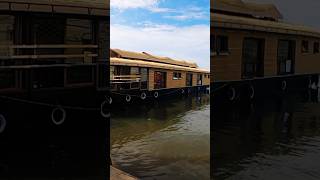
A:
211;0;282;21
0;0;109;16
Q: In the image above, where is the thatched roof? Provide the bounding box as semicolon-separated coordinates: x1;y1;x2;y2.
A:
0;0;109;15
212;12;320;38
211;0;282;20
111;57;209;73
110;49;199;68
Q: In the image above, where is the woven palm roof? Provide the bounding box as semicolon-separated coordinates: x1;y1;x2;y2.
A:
111;57;209;73
212;0;282;20
110;49;199;68
212;12;320;38
0;0;109;15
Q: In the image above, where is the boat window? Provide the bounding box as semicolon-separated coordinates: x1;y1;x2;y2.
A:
32;17;65;44
301;40;309;53
278;40;295;75
130;67;139;75
130;67;140;84
173;72;182;80
110;66;115;80
65;19;93;45
197;74;203;85
314;42;319;54
242;38;265;78
31;16;65;58
216;35;229;55
140;68;148;89
65;18;94;63
140;68;148;81
211;35;229;56
115;66;130;75
0;15;14;59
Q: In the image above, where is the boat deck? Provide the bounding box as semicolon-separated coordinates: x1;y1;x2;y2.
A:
110;166;138;180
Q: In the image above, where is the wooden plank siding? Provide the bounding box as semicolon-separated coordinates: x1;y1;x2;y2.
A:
148;68;155;90
211;29;242;81
211;27;320;82
148;68;210;90
167;70;186;88
295;36;320;74
203;73;210;85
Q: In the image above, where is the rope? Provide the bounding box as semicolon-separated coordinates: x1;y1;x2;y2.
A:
0;86;213;109
0;95;99;111
212;83;228;93
110;87;186;98
111;91;141;97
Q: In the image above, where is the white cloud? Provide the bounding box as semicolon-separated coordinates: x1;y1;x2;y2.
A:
111;23;210;70
164;7;207;21
111;0;207;21
148;7;172;13
111;0;160;10
164;13;205;21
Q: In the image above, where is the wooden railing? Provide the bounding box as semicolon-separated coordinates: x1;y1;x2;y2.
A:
110;75;148;90
0;44;98;60
111;75;141;82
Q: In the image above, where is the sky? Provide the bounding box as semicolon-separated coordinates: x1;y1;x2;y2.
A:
110;0;210;70
244;0;320;29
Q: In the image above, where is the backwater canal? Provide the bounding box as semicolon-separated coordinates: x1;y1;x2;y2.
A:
212;92;320;180
111;95;210;180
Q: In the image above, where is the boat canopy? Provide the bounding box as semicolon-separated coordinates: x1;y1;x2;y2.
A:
0;0;109;16
111;57;209;73
212;0;282;20
212;12;320;38
110;49;198;68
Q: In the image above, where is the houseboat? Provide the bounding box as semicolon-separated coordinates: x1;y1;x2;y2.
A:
211;0;320;101
109;49;210;104
0;0;109;178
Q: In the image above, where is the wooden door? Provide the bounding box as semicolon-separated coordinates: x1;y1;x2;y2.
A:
154;71;166;89
186;73;193;86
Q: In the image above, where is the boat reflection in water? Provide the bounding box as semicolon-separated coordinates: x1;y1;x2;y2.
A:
212;91;320;179
111;95;210;180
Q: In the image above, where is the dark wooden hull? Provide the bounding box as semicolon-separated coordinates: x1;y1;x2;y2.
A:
211;74;320;105
109;85;210;105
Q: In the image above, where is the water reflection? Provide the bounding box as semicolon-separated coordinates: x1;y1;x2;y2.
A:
111;95;210;180
212;93;320;179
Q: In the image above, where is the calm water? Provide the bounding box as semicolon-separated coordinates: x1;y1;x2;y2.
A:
111;95;210;180
212;93;320;180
